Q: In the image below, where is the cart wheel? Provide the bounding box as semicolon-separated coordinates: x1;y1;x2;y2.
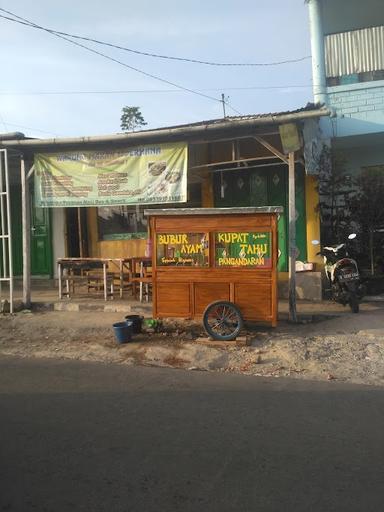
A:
203;300;243;341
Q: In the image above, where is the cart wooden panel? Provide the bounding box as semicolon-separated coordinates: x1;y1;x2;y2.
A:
147;208;282;326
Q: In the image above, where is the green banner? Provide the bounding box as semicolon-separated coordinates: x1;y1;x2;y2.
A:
215;231;272;268
34;142;188;207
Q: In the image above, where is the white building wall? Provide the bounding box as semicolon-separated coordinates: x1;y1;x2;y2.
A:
326;81;384;137
52;208;66;278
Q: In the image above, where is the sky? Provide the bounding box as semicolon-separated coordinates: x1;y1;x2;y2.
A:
0;0;314;139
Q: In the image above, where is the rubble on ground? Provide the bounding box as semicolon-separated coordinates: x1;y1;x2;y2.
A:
1;303;384;386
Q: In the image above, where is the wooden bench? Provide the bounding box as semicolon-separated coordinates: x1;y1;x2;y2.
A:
61;273;114;299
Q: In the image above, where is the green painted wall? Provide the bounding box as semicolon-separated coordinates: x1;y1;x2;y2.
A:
213;165;307;271
0;186;53;278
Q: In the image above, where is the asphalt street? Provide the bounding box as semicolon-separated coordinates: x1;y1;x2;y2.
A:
1;356;384;512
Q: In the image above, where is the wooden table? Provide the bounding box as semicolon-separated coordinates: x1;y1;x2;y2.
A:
57;258;132;301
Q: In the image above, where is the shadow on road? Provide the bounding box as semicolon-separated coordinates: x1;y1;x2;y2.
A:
1;356;383;512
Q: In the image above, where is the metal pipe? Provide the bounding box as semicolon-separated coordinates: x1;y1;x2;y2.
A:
1;109;331;149
4;150;13;313
207;161;289;174
288;152;297;322
190;154;278;171
307;0;327;104
0;153;7;278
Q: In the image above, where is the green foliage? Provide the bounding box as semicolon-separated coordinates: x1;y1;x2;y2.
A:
349;167;384;231
348;167;384;274
316;146;384;275
316;146;355;245
120;106;147;132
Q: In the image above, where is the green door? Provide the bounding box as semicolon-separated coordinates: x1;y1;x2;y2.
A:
213;171;250;207
268;168;288;272
31;191;53;276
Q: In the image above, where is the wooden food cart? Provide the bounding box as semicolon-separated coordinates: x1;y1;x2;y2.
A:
146;207;282;338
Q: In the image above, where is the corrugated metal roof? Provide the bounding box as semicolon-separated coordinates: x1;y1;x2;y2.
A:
128;104;325;134
325;25;384;77
0;104;330;150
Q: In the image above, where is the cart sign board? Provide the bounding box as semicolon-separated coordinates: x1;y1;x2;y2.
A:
156;233;209;266
34;142;188;207
215;232;271;268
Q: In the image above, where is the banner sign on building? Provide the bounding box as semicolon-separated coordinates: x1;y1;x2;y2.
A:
34;142;188;207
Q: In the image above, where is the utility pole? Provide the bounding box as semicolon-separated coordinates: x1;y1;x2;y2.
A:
21;156;31;309
221;93;227;118
288;151;298;323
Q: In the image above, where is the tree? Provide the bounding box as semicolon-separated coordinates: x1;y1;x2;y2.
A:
348;167;384;275
316;145;355;245
120;106;147;132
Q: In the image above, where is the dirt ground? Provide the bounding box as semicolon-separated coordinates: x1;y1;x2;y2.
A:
1;301;384;386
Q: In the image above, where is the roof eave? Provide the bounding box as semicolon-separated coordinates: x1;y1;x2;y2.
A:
0;107;331;150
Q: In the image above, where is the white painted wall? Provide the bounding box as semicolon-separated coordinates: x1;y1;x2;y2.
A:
326;81;384;137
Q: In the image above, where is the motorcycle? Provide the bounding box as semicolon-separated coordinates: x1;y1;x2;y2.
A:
312;234;365;313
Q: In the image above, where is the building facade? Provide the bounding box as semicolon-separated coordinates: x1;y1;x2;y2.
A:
307;0;384;268
2;107;328;301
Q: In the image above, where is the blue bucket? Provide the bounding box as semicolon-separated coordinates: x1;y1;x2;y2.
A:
113;321;133;344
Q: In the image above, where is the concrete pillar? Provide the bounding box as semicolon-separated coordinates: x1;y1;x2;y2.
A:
307;0;327;105
21;157;31;308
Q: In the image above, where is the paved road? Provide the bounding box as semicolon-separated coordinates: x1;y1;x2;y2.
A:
1;356;384;512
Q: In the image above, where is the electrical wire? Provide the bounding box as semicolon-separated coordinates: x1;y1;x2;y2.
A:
0;8;311;67
0;8;243;115
0;111;9;131
0;84;313;96
1;121;61;136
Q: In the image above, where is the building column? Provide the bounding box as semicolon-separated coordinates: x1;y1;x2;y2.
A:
305;175;323;265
